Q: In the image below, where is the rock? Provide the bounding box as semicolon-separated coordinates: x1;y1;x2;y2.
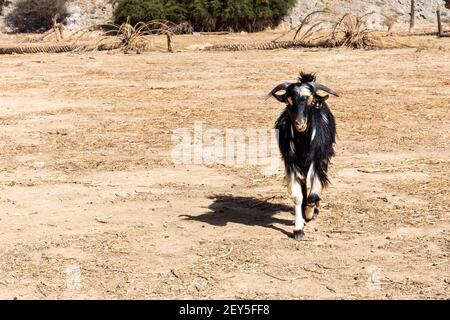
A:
187;43;213;51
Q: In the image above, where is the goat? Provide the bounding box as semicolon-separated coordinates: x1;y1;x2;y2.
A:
268;72;339;240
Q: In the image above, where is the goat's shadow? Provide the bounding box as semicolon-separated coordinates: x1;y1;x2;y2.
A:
180;194;294;238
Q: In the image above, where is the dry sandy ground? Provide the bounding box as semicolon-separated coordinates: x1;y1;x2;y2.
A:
0;32;449;299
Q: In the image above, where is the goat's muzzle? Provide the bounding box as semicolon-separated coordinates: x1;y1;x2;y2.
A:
295;120;308;133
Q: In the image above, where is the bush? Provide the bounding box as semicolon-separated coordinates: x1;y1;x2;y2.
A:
113;0;296;32
6;0;68;33
114;0;165;24
0;0;5;14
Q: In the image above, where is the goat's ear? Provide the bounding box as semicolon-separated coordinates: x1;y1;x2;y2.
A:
318;94;329;102
313;94;329;105
266;82;291;103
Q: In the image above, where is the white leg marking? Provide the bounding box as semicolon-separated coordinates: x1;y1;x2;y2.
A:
294;201;305;231
306;162;315;195
311;174;323;195
288;173;304;232
289;173;302;202
305;163;323;221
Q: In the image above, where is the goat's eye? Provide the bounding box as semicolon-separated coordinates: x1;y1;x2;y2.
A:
306;96;314;105
287;97;293;107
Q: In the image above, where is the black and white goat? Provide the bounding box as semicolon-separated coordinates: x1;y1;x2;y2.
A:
268;73;339;240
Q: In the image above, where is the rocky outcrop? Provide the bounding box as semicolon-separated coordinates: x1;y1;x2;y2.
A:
0;0;448;32
65;0;113;30
0;0;113;32
287;0;449;30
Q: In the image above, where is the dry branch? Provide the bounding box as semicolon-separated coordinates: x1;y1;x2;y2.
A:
263;271;307;281
293;10;328;41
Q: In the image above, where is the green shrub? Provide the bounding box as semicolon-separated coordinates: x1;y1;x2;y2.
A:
164;0;188;22
6;0;68;33
113;0;296;32
114;0;165;24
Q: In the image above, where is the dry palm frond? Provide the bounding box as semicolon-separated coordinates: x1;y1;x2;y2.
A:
300;21;327;42
4;19;186;55
270;10;326;42
64;26;94;42
209;12;408;52
328;13;378;49
293;10;329;41
273;12;391;50
91;19;178;53
146;20;193;34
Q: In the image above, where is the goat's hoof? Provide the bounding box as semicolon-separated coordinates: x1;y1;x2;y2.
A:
305;205;315;222
313;207;319;220
294;229;305;241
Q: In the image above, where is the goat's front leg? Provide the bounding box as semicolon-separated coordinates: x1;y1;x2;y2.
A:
287;173;305;240
305;163;322;222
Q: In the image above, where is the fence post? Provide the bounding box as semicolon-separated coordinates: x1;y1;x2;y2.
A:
437;9;443;37
409;0;415;32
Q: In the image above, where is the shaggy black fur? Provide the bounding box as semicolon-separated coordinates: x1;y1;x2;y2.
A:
274;73;336;187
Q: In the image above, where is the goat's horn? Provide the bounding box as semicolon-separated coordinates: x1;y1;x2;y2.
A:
308;82;339;97
266;82;292;102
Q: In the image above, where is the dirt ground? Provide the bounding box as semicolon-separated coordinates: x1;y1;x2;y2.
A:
0;31;449;300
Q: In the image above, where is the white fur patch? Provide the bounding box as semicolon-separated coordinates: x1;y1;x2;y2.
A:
307;162;315;187
289;173;302;201
311;174;323;195
294;169;304;181
295;204;305;231
299;85;312;97
311;128;316;143
289;173;305;231
322;113;329;124
290;141;296;152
